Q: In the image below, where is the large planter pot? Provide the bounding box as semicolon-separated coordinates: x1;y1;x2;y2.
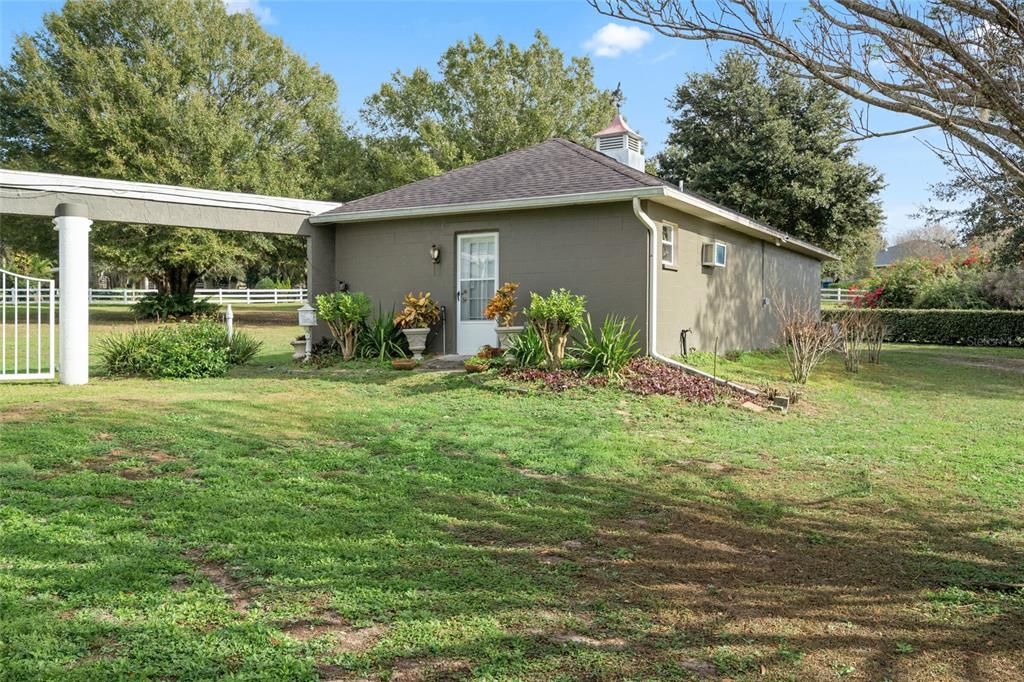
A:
401;327;430;360
291;338;307;361
391;358;417;371
495;325;524;349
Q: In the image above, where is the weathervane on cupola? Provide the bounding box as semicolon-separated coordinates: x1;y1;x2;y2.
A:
594;83;645;171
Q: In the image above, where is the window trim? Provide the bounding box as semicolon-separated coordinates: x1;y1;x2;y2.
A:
660;222;677;268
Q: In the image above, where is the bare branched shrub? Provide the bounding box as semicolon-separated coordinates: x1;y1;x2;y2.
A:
836;310;888;371
774;298;837;384
838;311;868;372
865;312;885;364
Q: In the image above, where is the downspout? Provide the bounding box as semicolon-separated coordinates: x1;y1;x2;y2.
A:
631;197;758;399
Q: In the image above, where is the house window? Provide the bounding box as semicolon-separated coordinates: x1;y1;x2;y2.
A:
661;224;676;266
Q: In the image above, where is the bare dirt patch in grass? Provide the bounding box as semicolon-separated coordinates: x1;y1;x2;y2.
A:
183;549;262;615
0;403;48;423
277;612;387;653
390;657;472;681
80;448;186;480
548;632;627;649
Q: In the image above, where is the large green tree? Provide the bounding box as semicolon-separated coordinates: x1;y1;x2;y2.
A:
656;52;884;278
359;31;616;193
0;0;354;295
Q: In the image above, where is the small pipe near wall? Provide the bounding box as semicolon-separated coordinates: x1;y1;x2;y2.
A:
53;203;93;385
631;198;758;399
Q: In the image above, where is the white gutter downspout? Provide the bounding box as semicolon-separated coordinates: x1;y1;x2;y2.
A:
631;197;758;399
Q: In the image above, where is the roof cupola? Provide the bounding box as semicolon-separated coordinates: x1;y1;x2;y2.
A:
593;111;645;171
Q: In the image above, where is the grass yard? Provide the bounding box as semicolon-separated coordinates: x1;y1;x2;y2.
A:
1;309;1022;681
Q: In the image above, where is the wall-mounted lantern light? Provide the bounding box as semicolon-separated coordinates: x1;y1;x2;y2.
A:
430;244;441;264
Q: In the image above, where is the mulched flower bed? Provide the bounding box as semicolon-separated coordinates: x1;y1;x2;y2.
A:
619;357;724;404
501;357;754;406
500;367;608;392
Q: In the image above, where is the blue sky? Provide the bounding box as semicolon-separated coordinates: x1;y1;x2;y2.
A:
1;0;954;241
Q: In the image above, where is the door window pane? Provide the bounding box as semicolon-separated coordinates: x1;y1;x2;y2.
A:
460;238;495;279
461;279;495;320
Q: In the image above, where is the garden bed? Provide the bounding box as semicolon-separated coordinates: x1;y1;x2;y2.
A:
501;357;762;406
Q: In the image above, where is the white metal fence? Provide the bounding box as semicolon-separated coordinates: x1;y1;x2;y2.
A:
5;287;308;305
1;269;56;381
821;287;865;304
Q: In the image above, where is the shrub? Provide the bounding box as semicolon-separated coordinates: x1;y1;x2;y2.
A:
254;276;292;289
99;319;260;378
913;271;989;310
981;266;1024;309
99;328;158;376
834;309;885;371
359;309;409;361
316;291;372;360
132;292;218;321
774;299;838;383
573;314;640;378
394;291;441;329
505;324;545;368
524;289;587;369
822;308;1024;346
225;331;263;365
484;282;520;327
855;258;940;308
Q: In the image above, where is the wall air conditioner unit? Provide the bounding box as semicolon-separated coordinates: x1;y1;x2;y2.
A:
702;241;728;268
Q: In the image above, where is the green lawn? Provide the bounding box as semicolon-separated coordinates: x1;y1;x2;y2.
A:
1;313;1022;681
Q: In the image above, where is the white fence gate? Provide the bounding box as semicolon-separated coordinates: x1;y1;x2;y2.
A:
1;268;56;381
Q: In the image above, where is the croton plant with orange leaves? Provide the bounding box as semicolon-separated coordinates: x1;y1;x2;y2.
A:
484;282;520;327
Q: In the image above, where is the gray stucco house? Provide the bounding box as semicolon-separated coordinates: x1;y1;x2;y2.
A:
307;114;835;357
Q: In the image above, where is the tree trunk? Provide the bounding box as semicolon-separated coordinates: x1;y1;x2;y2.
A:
154;266;201;298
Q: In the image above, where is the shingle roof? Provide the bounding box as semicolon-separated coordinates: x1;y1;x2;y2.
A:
875;239;959;267
312;137;835;260
316;138;668;217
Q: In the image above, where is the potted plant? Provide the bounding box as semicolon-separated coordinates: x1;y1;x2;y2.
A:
291;334;307;361
464;346;500;373
394;291;441;360
315;291;371;360
485;281;522;349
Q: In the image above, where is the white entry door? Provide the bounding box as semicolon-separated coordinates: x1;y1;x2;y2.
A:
456;232;498;355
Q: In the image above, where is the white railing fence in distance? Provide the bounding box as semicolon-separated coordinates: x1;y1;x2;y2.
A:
80;288;308;305
820;287;865;304
1;269;56;381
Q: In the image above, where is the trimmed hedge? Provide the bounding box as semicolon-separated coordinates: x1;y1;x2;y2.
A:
822;309;1024;347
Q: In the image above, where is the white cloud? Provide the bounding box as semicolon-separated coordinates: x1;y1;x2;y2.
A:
224;0;275;26
584;23;652;58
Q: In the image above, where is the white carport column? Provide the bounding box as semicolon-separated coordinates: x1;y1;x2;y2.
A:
53;203;93;385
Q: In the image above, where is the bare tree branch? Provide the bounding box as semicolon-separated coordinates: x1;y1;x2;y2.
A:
842;123;938;142
589;0;1024;196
